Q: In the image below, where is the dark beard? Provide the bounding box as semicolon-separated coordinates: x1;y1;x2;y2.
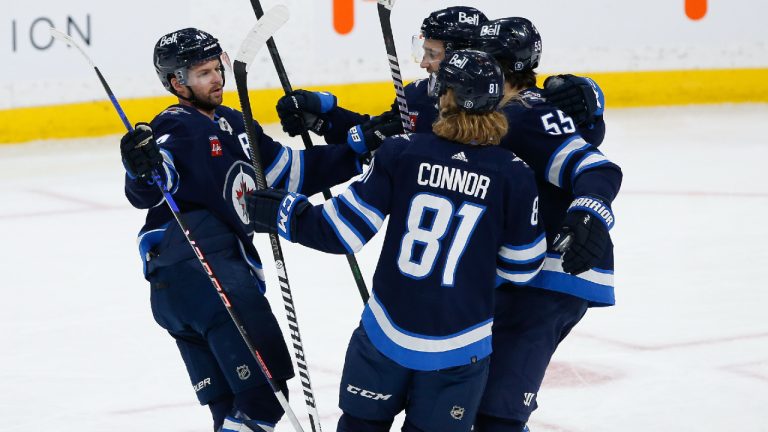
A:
189;88;221;112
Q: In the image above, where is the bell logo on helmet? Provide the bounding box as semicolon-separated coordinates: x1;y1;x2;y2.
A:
448;54;469;69
159;33;178;47
480;24;501;37
458;12;480;25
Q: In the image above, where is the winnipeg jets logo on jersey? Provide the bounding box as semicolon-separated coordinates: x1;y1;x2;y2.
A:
458;12;480;25
224;161;258;225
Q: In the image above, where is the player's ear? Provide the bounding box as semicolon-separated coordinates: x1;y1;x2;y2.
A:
170;77;186;95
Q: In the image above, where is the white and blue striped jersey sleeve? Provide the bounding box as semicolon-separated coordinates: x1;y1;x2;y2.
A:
293;150;392;254
246;115;361;198
495;165;546;287
124;133;181;210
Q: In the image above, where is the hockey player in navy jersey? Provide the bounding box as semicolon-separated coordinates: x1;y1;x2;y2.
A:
273;7;622;432
469;18;622;432
246;50;545;432
119;28;370;432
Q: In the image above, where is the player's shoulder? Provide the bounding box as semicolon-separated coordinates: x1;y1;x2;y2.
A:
405;78;430;97
379;132;416;156
474;146;532;173
502;88;555;115
216;105;261;132
153;104;194;124
214;104;241;119
494;151;536;197
151;104;198;138
406;78;429;91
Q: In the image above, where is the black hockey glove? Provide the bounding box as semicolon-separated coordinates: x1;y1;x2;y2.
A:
346;110;405;161
275;90;337;137
542;74;605;127
552;196;614;275
120;123;163;180
245;188;310;241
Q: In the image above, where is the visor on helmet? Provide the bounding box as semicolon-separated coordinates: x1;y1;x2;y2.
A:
411;34;446;66
175;51;231;88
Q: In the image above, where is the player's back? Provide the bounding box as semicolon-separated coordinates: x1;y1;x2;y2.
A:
362;133;543;370
497;90;619;305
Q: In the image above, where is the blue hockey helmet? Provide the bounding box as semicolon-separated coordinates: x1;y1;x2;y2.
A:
475;17;542;72
153;28;226;94
420;6;488;50
430;49;504;113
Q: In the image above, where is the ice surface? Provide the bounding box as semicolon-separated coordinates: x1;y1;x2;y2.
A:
1;104;766;431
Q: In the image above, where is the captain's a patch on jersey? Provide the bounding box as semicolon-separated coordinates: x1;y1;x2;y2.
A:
209;136;223;157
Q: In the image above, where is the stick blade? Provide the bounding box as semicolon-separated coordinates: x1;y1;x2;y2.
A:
50;27;95;67
377;0;396;10
235;4;290;70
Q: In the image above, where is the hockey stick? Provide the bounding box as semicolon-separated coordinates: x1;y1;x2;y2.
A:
376;0;413;132
232;6;322;432
248;0;370;305
50;23;306;432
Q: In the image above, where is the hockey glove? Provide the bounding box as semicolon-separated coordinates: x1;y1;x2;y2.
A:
245;188;310;242
346;110;405;160
552;196;614;275
542;74;605;127
120;123;163;180
275;90;337;137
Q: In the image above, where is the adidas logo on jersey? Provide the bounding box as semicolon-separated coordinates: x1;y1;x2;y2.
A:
451;151;469;162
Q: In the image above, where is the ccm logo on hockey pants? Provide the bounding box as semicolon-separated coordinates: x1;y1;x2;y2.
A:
346;384;392;401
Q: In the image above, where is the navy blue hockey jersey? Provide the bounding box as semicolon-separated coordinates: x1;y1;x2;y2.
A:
125;104;361;282
322;80;621;306
284;134;544;371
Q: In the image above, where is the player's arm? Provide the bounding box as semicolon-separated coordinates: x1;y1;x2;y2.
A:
542;74;606;145
122;122;181;209
496;163;546;287
245;140;396;254
274;81;418;145
247;114;365;197
274;89;370;144
552;160;622;275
